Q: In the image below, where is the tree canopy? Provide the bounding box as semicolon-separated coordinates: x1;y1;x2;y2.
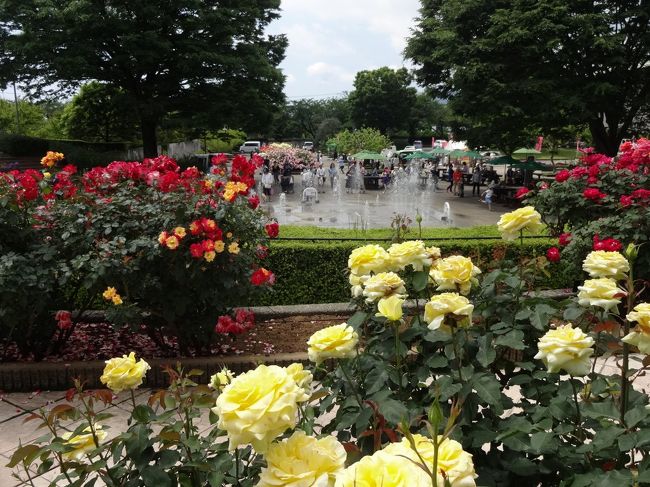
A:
327;128;392;154
405;0;650;155
348;67;416;136
0;0;287;156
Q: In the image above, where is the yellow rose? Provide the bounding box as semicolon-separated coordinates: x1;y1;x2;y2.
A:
214;240;225;253
362;272;406;303
43;171;52;179
228;242;240;254
349;273;365;298
424;293;474;333
61;425;107;460
307;323;359;364
622;303;650;354
577;278;623;311
157;231;168;245
285;363;313;401
334;449;432;487
204;250;216;262
111;295;123;305
430;255;481;295
582;250;629;279
383;434;477;487
209;367;234;390
165;235;179;250
426;246;442;261
497;206;543;240
534;324;594;376
376;295;404;321
212;364;308;452
387;240;432;271
259;431;346;487
348;244;390;276
102;287;117;300
100;352;151;393
173;226;187;239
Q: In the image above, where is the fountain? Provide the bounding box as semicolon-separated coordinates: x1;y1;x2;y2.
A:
442;201;453;225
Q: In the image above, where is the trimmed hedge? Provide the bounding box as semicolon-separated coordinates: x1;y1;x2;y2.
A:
251;237;573;306
279;225;504;239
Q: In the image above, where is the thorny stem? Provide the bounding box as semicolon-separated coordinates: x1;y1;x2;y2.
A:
621;272;635;426
451;326;464;384
340;362;363;407
394;323;403;398
569;376;584;441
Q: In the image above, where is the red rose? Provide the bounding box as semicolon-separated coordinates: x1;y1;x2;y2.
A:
215;315;245;334
248;195;260;209
235;309;255;329
211;153;228;165
265;221;279;239
515;187;529;199
620;195;634;207
604;238;622;252
558;233;572;246
250;268;275;286
583;188;605;201
546;247;561;262
189;243;204;259
555;170;570;182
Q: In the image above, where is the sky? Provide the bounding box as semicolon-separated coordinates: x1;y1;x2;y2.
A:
1;0;422;101
267;0;422;100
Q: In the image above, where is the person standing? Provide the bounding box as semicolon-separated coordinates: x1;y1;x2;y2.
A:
261;167;274;201
446;161;454;192
471;165;482;196
316;163;326;193
328;162;337;190
338;155;345;173
452;166;463;196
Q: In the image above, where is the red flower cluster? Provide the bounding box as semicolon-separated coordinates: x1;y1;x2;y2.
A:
620;188;650;207
250;268;275;286
546;247;561;262
515;187;530;199
215;309;255;335
555;169;570;183
55;310;72;330
230;154;259;188
583;188;606;202
593;235;622;252
248;194;260;209
558;233;572;246
265;221;280;238
616;138;650;172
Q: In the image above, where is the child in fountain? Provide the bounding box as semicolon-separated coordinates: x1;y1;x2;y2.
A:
480;187;494;211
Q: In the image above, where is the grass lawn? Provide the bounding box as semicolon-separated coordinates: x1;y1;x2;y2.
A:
279;224;505;239
538;147;579;161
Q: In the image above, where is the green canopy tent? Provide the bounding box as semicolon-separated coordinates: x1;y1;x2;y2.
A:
404;151;437;160
489;155;520;165
351;151;387;161
431;147;451;155
448;149;468;158
464;150;483;158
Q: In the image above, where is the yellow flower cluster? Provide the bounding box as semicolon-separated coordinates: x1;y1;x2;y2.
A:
534;324;594;376
430;255;481;295
209;367;234;390
307;323;359;364
582;250;629;279
497;206;543;240
212;364;310;452
622;303;650;354
424;292;474;333
577;278;623;311
259;431;346;487
61;425;107;460
40;151;65;168
102;286;123;305
223;181;248;202
100;352;150;393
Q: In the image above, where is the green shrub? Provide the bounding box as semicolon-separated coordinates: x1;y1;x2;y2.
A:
254;238;570;306
0;133;49;156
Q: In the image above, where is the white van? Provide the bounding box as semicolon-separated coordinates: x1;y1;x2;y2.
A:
239;141;261;154
302;141;314;151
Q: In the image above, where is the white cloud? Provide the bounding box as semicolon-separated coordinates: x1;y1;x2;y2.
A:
306;62;355;83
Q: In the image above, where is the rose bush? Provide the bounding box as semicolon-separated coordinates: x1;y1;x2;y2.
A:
0;152;277;358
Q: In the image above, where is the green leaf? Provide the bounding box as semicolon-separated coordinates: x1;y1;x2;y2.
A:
494;330;526;350
530;431;557;454
436;376;462;401
347;310;369;328
624;405;648;428
378;398;409;425
476;334;496;367
472;374;503;413
412;271;428;291
132;405;153;423
365;366;389;395
530;303;557;331
7;444;41;468
141;466;172;487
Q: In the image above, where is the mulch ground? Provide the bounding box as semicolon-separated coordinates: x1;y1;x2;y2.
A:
1;314;350;363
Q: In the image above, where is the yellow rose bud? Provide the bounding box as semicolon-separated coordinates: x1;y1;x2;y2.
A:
173;226;186;239
430;255;481;295
259;431;346;487
362;272;406;303
43;171;52;179
111;295;123;305
534;324;594;376
577;278;624;311
582;250;629;280
307;323;359;364
209;367;234;390
228;242;240;254
387;240;432;271
348;244;390;276
212;364;308;452
349;273;365;298
102;287;117;300
376;295;404;322
214;240;225;253
226;232;233;238
497;206;543;240
204;250;216;262
61;425;107;460
165;235;179;250
100;352;150;393
424;292;474;333
284;363;312;400
622;303;650;354
335;449;432;487
383;434;478;487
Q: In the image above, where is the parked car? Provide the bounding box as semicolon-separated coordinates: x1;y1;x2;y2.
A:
413;140;423;150
239;141;261;154
403;145;416;152
302;141;314;151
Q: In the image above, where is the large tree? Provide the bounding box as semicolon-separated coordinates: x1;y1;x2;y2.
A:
271;97;351;143
348;67;417;135
0;0;287;156
405;0;650;155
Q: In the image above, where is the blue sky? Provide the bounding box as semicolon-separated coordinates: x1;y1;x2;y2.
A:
268;0;422;99
1;1;422;101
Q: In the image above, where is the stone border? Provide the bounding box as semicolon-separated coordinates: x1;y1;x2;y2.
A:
0;292;573;392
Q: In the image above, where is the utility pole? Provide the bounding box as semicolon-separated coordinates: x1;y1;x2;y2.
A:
12;81;20;133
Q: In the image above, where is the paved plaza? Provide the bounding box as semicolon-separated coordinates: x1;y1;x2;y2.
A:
260;159;508;229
